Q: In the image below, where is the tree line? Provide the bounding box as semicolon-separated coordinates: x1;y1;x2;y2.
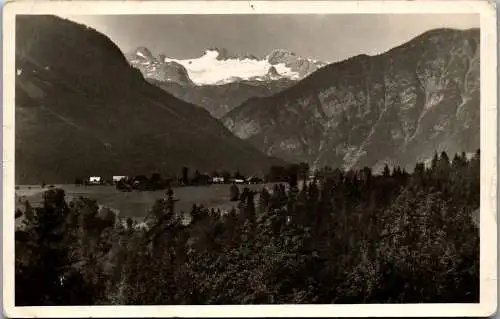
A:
15;150;479;305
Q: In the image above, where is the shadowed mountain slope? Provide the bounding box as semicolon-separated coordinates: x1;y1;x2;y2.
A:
147;78;295;118
15;15;285;184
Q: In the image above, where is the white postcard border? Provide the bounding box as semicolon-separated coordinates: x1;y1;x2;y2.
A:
2;1;497;317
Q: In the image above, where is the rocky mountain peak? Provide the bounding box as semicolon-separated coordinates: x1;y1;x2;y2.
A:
127;46;194;86
267;48;297;64
267;66;280;78
159;61;195;86
134;46;155;60
266;48;325;78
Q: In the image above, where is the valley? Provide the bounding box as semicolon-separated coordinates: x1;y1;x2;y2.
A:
15;182;280;221
12;13;483;307
126;27;480;173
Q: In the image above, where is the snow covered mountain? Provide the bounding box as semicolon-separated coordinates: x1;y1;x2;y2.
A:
127;47;327;86
126;47;322;118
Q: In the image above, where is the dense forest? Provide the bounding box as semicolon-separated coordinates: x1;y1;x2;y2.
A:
15;150;480;305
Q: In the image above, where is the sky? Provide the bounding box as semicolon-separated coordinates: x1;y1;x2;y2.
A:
61;14;479;63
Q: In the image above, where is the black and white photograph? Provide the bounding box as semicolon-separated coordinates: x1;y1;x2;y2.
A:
2;1;497;317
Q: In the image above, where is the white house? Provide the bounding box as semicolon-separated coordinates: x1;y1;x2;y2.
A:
234;179;245;184
89;176;101;184
212;176;225;184
113;176;127;183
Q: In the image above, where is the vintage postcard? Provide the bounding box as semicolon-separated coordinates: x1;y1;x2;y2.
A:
2;0;498;317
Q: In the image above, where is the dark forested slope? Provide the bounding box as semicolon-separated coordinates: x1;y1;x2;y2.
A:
15;15;285;184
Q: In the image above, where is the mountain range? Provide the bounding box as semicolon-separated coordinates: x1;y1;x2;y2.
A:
127;46;327;86
14;15;480;184
126;47;326;117
222;28;480;172
15;15;285;184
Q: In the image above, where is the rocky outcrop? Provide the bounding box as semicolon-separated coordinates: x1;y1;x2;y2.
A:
267;48;327;78
266;66;281;79
127;48;195;86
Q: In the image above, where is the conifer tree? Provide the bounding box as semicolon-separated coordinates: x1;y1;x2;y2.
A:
258;187;271;215
383;164;391;177
229;184;240;201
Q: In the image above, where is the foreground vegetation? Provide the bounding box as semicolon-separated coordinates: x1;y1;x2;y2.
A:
15;151;479;305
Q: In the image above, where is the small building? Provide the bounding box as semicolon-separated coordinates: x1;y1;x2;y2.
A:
246;177;263;184
89;176;102;185
212;176;225;184
113;176;127;183
234;178;245;184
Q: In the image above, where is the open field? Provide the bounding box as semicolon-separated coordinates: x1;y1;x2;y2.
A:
15;183;279;220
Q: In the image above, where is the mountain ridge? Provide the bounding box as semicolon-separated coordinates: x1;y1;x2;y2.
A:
127;46;327;86
222;27;480;172
127;46;322;117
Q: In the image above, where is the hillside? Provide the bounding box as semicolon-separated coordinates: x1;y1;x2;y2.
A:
15;15;285;184
222;28;480;172
147;78;295;118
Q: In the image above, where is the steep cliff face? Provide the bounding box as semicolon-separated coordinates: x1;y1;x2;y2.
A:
223;28;480;172
15;15;285;184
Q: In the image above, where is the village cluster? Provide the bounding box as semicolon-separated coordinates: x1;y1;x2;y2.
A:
77;171;266;191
